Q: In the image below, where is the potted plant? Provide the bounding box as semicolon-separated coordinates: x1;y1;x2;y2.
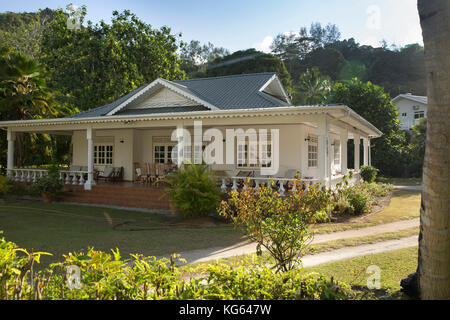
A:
34;166;64;203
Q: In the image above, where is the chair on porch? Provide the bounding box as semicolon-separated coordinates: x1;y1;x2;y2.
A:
134;163;148;185
147;163;157;185
110;167;123;182
96;166;115;182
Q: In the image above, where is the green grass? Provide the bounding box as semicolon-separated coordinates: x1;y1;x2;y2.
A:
300;246;418;294
191;226;419;267
310;189;421;234
376;177;422;186
0;201;245;268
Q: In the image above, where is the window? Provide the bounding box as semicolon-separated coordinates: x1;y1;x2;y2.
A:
307;135;318;168
153;144;176;163
94;144;113;165
401;112;407;117
414;111;425;119
236;134;271;168
333;140;340;166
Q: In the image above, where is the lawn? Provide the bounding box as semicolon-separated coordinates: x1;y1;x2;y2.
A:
300;246;418;295
0;201;245;268
310;189;421;234
376;177;422;186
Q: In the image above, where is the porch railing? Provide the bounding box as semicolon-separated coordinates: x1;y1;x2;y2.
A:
221;176;320;195
7;168;89;185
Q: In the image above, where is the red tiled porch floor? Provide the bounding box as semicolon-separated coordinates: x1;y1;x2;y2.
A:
61;181;171;211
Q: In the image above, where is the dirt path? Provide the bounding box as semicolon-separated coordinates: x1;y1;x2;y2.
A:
163;218;419;265
301;235;418;268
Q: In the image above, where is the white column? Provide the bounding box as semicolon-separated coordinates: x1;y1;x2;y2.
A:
354;133;360;171
363;138;369;166
6;129;16;178
176;124;185;167
317;117;328;185
368;141;372;166
327;133;333;185
340;129;348;175
84;127;95;190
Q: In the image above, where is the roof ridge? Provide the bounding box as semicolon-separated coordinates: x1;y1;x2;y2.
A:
174;72;276;82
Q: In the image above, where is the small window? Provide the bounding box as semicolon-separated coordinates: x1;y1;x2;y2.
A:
307;135;318;168
401;112;407;117
414;111;425;119
94;144;113;165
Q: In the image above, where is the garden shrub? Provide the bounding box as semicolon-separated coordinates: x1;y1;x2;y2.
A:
332;180;392;216
164;163;222;218
33;165;64;199
360;165;379;183
0;175;11;198
218;180;333;272
0;233;359;300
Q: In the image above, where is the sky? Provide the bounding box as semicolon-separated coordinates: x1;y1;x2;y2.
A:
0;0;423;52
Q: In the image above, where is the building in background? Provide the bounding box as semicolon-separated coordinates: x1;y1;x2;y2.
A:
392;93;427;130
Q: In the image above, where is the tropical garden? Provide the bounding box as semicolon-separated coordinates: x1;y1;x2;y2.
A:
0;1;448;301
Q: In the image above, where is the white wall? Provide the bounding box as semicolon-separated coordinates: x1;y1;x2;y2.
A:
71;124;346;181
72;129;134;180
394;98;427;130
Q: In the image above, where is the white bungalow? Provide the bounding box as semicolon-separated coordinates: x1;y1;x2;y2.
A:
1;73;381;193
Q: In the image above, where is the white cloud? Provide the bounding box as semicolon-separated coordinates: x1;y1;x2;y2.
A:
253;35;273;53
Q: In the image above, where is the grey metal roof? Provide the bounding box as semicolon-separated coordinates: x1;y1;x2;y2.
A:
116;105;209;116
173;73;289;109
68;72;289;119
392;94;428;105
68;84;148;118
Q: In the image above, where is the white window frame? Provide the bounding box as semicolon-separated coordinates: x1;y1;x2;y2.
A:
414;111;425;119
235;133;272;169
307;135;318;168
94;143;114;166
153;143;176;164
333;140;341;166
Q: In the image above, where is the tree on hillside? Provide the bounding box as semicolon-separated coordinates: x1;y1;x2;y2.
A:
180;40;229;75
302;47;346;80
271;22;341;80
41;7;185;111
402;0;450;300
0;9;56;60
369;44;426;96
327;78;408;177
201;49;293;94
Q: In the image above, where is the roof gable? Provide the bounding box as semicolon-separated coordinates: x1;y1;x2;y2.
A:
392;94;427;105
69;72;291;119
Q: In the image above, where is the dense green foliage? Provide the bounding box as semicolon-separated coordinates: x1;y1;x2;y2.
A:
327;78;408;177
164;163;222;218
0;234;358;300
41;8;185;111
294;67;331;105
198;49;293;94
0;175;11;197
32;165;63;198
360;165;380;183
332;181;393;216
219;180;333;272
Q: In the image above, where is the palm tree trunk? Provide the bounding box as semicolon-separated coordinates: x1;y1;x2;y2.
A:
416;0;450;299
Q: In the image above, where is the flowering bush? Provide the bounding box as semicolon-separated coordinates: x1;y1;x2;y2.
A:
218;180;333;272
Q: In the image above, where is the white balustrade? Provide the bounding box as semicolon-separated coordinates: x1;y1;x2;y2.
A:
7;168;88;186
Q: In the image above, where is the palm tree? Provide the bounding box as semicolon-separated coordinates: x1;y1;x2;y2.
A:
294;67;331;105
413;0;450;299
0;48;56;165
